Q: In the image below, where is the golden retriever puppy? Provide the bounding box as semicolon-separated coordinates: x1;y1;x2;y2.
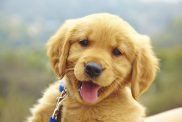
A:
26;13;159;122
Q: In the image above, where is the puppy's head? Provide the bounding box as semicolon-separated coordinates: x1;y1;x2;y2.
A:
47;13;159;104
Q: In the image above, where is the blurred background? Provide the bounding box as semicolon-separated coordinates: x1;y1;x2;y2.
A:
0;0;182;121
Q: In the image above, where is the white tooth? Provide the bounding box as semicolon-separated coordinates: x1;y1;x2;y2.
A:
78;87;81;92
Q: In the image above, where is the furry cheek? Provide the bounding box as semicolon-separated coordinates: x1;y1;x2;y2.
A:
94;68;115;87
112;58;132;82
74;61;88;81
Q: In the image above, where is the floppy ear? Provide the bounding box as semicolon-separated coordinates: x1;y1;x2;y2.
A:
131;35;159;99
46;20;76;79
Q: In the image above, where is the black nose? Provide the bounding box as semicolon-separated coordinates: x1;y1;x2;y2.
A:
85;62;102;77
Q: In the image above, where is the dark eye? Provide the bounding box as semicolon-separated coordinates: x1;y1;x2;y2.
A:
79;39;89;47
112;48;122;56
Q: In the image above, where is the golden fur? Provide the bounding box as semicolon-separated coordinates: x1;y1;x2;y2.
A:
26;13;159;122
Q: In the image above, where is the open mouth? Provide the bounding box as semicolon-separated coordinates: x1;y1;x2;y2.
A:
77;81;102;104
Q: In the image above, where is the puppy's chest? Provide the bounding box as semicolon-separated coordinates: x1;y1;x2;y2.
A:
63;107;107;122
63;106;118;122
62;100;142;122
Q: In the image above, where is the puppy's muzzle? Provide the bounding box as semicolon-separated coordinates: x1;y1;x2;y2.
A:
85;62;102;78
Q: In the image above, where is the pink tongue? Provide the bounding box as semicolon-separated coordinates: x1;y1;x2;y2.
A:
80;82;101;103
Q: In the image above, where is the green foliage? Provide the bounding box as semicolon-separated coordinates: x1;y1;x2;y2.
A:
0;50;56;122
153;17;182;48
141;47;182;115
140;17;182;115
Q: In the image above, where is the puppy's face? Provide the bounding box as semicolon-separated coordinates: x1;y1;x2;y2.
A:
47;14;159;105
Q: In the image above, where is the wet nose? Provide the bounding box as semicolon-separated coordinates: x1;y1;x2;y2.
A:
85;62;102;77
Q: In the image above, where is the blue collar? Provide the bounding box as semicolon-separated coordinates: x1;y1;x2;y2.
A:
59;82;65;93
49;81;66;122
